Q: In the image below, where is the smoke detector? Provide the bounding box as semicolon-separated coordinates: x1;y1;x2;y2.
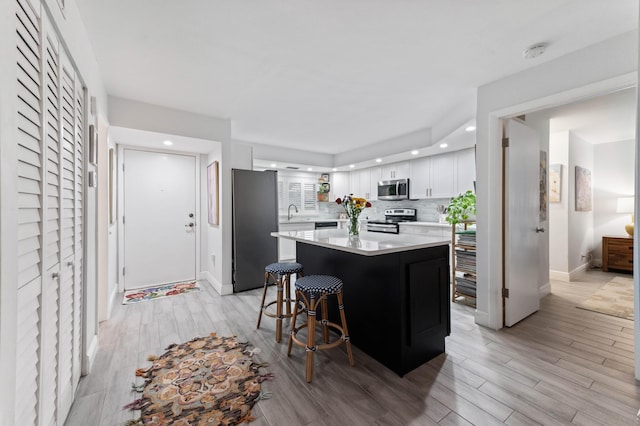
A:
522;43;548;59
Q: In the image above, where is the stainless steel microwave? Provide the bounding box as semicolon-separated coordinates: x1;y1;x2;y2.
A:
377;178;409;200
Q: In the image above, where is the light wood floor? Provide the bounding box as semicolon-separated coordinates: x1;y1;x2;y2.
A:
65;270;640;426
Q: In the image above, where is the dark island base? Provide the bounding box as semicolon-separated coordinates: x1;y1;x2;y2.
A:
296;241;450;376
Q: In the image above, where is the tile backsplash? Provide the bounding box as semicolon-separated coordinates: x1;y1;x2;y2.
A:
318;198;451;222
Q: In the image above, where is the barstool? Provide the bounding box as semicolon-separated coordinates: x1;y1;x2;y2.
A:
257;262;305;342
287;275;354;382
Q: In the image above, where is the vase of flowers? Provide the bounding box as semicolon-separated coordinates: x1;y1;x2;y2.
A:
336;194;371;237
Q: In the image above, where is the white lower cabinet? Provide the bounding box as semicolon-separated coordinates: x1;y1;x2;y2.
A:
278;223;315;261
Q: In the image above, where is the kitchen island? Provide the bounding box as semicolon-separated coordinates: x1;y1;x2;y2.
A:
271;229;451;376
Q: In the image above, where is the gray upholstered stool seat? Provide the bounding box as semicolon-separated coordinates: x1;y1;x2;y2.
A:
257;262;304;343
288;274;354;382
294;275;343;295
265;262;304;275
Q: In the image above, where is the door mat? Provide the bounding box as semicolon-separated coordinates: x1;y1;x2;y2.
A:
123;281;200;304
577;276;634;320
124;333;272;425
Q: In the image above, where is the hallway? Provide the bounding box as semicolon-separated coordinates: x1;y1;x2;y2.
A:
66;270;640;425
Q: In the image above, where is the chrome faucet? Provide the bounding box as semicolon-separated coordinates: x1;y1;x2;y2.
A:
287;203;299;220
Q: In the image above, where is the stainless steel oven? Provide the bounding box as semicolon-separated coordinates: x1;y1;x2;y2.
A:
366;208;417;234
377;178;409;201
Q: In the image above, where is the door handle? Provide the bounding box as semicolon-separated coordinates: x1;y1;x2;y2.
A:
185;223;195;228
536;227;545;233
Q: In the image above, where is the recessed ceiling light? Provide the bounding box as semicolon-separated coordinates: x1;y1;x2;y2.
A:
375;158;382;163
307;168;313;171
349;164;355;168
465;126;476;132
332;168;337;171
522;42;548;59
270;163;277;168
411;150;419;155
439;143;448;148
163;140;173;146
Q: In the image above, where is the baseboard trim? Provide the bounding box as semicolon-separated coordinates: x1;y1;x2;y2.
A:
539;282;551;297
569;263;589;281
83;334;99;375
107;284;118;319
549;270;570;282
202;270;233;296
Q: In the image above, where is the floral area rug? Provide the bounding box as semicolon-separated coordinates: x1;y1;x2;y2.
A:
122;281;200;305
124;333;272;425
577;276;634;320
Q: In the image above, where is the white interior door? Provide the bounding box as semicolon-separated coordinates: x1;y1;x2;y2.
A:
504;119;541;327
123;149;197;290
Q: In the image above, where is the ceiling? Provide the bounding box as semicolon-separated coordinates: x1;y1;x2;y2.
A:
549;87;637;144
77;0;638;157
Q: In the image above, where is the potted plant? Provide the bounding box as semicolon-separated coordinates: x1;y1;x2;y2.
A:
445;190;476;225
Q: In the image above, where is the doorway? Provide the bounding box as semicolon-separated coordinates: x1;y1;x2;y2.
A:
121;148;200;290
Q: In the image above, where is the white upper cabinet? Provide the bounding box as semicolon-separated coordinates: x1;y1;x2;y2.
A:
369;167;381;201
332;172;350;200
381;161;410;180
410;156;431;199
454;148;476;195
409;153;457;199
347;169;373;199
430;153;456;197
349;171;361;197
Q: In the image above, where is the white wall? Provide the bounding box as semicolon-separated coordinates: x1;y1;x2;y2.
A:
593;139;636;263
107;97;257;296
475;30;637;329
549;131;570;275
568;132;595;273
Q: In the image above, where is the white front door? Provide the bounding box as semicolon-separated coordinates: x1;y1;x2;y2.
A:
504;119;541;327
123;149;197;290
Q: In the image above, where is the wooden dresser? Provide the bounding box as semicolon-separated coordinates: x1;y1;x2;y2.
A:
602;236;634;273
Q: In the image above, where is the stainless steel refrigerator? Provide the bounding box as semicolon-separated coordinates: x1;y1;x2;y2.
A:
232;169;279;292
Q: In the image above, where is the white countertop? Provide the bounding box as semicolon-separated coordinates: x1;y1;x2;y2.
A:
271;229;450;256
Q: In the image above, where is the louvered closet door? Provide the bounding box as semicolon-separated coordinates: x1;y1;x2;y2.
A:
14;0;86;424
41;15;61;426
57;48;81;419
15;1;44;424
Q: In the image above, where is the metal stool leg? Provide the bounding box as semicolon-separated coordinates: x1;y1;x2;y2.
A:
337;291;354;366
256;271;270;329
276;274;284;342
284;273;292;317
321;297;330;344
287;289;302;356
305;295;318;383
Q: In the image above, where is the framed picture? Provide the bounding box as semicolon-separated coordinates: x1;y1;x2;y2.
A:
575;166;592;212
89;124;98;165
549;164;562;203
207;161;219;225
108;148;116;224
319;173;330;182
539;151;547;221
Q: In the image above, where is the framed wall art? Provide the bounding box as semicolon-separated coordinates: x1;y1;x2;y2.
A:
549;164;562;203
109;148;116;224
207;161;219;225
539;151;547;221
575;166;592;212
